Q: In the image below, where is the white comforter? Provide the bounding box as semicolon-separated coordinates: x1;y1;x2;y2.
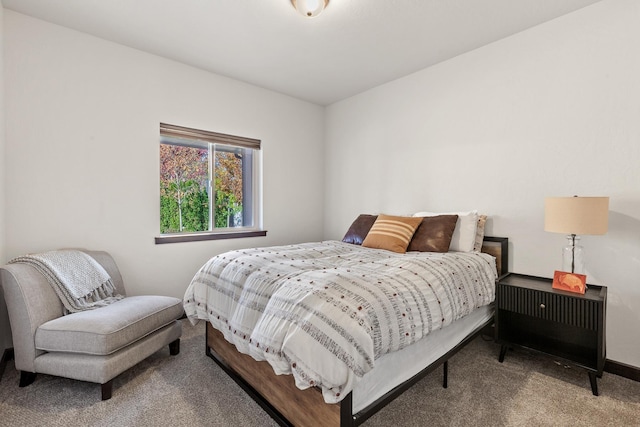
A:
183;241;496;403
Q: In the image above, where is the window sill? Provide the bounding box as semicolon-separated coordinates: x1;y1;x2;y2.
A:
155;230;267;244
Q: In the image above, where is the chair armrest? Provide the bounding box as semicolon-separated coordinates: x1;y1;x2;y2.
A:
0;265;64;372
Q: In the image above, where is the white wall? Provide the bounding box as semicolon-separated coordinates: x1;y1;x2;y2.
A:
0;4;13;357
3;11;325;299
325;0;640;367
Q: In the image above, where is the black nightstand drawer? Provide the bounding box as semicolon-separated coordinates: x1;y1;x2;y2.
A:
495;273;607;396
497;285;601;330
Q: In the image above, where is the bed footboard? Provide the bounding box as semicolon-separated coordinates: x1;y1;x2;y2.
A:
206;324;347;427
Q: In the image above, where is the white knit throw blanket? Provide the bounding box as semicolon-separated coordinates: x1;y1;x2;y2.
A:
10;250;123;313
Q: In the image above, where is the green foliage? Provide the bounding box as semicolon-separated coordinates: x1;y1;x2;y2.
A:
215;190;243;228
160;181;243;233
160;180;209;233
160;194;180;233
182;185;209;232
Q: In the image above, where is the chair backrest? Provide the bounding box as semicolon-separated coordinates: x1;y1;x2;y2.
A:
0;250;125;372
81;250;126;296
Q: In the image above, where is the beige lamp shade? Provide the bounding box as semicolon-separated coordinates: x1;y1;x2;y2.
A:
544;197;609;235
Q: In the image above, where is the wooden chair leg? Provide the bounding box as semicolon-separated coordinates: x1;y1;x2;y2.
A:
101;379;113;400
169;338;180;356
19;371;36;387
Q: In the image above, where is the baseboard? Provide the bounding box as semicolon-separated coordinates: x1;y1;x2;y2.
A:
0;347;15;382
605;359;640;382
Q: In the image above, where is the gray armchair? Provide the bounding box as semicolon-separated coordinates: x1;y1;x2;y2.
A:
0;250;183;400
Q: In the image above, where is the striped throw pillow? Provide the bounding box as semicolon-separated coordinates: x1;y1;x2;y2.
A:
362;214;423;253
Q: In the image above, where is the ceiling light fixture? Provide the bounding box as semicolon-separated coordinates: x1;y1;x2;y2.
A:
291;0;329;18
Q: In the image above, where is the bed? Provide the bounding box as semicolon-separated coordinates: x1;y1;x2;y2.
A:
184;213;508;427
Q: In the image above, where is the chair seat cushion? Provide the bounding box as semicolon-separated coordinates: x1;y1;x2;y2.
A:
35;296;183;356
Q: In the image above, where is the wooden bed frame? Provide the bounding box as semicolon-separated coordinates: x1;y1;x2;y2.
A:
205;237;508;427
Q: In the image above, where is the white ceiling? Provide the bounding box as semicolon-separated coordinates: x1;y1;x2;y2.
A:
2;0;602;106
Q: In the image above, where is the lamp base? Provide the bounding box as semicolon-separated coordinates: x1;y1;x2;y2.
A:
562;234;584;274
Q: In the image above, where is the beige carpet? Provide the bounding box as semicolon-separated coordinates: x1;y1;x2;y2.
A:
1;319;639;426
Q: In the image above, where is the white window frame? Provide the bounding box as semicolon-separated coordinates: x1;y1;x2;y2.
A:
156;123;265;244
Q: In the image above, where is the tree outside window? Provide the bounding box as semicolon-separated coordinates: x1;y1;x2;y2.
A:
160;144;208;233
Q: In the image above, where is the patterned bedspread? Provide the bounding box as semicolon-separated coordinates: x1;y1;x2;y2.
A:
183;240;497;403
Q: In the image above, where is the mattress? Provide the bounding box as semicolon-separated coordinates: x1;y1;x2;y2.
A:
352;304;493;413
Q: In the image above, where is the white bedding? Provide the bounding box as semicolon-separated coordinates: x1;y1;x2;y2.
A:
183;240;497;404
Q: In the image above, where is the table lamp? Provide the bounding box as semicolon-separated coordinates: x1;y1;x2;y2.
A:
544;196;609;274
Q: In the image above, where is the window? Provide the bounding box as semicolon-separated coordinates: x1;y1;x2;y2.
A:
156;123;265;244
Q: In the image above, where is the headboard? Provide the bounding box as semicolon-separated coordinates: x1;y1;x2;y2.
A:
481;236;509;279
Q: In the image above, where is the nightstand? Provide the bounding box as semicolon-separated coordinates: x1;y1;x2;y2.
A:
495;273;607;396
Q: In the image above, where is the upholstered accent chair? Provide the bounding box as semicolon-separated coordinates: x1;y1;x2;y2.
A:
0;250;183;400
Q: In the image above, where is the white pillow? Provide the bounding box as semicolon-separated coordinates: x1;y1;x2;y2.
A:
412;210;479;252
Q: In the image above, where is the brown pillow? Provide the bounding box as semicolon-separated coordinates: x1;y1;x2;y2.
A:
407;214;459;252
342;214;378;245
362;214;423;253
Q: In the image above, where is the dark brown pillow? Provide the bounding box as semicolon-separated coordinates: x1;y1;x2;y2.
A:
342;214;378;245
407;214;459;252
